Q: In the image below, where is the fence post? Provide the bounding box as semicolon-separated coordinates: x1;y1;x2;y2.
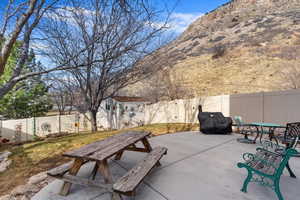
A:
262;92;265;123
75;113;79;133
26;118;28;141
33;116;36;138
15;124;22;143
0;119;2;138
58;114;61;133
221;95;223;114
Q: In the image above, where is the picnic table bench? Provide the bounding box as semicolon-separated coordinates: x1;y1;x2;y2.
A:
113;146;167;196
237;143;298;200
47;131;167;200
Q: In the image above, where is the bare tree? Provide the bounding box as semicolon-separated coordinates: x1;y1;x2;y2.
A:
0;0;62;98
278;62;300;89
141;68;194;102
48;74;90;116
49;80;74;115
0;0;138;98
41;0;171;131
272;47;300;90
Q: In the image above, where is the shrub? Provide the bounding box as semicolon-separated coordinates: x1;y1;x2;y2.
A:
212;45;226;59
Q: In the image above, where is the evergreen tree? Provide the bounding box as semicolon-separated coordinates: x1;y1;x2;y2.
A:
0;48;52;119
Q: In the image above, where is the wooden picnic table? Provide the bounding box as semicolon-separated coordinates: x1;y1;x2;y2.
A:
47;131;167;200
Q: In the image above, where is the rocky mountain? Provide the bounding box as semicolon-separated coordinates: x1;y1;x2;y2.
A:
127;0;300;99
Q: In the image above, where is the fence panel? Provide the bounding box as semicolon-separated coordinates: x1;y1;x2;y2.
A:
1;118;34;142
263;90;300;125
230;92;263;123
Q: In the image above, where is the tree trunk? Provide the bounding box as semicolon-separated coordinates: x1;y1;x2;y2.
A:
90;110;97;132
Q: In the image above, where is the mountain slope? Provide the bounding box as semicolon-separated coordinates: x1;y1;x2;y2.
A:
127;0;300;98
166;0;300;64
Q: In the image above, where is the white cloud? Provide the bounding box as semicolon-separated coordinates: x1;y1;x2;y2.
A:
168;12;203;33
45;6;95;27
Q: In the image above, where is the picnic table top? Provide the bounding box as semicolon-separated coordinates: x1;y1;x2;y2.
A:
63;131;151;161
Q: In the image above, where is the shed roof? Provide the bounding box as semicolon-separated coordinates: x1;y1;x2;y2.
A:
113;96;147;102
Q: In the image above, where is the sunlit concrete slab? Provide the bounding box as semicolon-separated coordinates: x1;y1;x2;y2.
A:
33;132;300;200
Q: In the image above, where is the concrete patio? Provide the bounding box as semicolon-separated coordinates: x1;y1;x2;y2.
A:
32;131;300;200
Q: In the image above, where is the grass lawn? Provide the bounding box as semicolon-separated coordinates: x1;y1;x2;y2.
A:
0;123;198;196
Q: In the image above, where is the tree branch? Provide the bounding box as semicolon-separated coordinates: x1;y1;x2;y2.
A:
0;0;40;76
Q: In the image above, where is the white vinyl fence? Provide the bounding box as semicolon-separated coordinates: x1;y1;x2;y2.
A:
1;89;300;143
144;95;229;124
0;114;88;142
0;106;146;143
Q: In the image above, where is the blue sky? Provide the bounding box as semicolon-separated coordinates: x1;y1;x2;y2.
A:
173;0;230;14
0;0;231;64
159;0;231;33
0;0;231;34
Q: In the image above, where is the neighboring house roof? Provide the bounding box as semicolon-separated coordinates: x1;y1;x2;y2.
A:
113;96;148;102
50;105;74;112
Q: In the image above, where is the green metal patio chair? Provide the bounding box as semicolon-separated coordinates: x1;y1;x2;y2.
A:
234;116;256;144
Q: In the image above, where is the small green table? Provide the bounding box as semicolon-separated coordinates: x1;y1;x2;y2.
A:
250;122;286;144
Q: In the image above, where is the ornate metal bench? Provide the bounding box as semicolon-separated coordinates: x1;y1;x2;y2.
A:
237;145;298;200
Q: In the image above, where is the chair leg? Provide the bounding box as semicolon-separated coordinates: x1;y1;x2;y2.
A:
253;126;260;143
241;170;253;193
286;161;296;178
274;180;284;200
259;127;264;144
